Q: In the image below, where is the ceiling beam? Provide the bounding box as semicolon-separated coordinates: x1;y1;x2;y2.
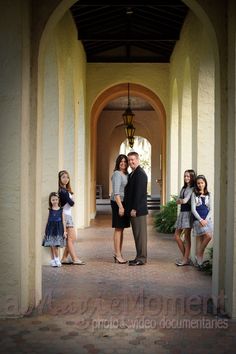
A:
79;34;179;41
86;56;169;63
72;1;187;7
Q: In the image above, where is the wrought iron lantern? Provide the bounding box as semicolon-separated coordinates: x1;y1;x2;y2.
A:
122;83;135;147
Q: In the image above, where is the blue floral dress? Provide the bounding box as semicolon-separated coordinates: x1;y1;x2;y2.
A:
42;208;66;247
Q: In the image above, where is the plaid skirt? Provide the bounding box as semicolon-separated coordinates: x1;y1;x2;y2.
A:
192;219;213;236
64;214;74;228
175;211;193;229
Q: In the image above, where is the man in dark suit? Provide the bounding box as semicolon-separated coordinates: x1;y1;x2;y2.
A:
124;151;148;266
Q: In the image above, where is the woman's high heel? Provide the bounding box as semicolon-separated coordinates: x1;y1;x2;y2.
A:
113;255;127;264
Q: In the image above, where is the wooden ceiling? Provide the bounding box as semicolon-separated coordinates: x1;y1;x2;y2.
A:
70;0;189;63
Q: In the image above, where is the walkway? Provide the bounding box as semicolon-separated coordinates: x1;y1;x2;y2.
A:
0;213;235;354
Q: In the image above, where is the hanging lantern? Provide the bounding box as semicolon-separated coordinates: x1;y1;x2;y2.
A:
128;136;135;148
122;83;135;148
125;124;135;139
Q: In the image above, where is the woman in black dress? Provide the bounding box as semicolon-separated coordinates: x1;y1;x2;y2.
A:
110;154;130;264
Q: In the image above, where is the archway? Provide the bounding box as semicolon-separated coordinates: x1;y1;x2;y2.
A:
90;83;167;218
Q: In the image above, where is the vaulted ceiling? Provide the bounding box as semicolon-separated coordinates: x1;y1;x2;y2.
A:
70;0;189;63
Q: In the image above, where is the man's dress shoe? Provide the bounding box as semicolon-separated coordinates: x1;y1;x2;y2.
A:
129;260;145;266
128;259;137;265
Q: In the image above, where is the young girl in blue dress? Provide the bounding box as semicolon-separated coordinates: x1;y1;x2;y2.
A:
174;169;196;266
191;175;213;267
42;192;67;267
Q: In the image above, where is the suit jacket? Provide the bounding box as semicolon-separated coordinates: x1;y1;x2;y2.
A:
124;165;148;217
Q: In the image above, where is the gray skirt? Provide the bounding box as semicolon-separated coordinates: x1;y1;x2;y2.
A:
192;219;213;236
175;211;193;229
64;214;74;228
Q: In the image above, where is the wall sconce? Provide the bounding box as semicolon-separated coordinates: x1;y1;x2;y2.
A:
122;83;135;148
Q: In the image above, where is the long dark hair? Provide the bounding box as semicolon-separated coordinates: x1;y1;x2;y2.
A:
48;192;60;209
58;170;73;194
183;169;196;188
114;154;128;174
194;175;209;196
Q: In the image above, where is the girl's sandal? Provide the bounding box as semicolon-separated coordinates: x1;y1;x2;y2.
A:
176;259;191;266
61;258;73;264
73;259;85;265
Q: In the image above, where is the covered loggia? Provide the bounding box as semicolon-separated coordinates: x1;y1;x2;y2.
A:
36;0;228;316
0;0;236;323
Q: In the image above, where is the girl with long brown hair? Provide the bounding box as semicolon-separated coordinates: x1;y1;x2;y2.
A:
58;170;85;265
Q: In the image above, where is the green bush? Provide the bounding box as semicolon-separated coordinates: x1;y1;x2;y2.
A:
153;196;177;234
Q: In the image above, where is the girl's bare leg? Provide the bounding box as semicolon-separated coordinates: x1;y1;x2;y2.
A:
65;227;80;262
50;247;55;260
53;247;59;258
197;233;212;260
62;246;69;260
195;236;203;264
183;229;191;262
174;229;185;257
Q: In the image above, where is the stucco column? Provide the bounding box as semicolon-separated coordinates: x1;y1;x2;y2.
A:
41;35;60;265
225;0;236;319
0;0;31;317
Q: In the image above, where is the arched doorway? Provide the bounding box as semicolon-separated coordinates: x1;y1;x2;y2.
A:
90;83;167;219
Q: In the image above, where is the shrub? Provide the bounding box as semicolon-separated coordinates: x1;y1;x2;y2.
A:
153;196;177;234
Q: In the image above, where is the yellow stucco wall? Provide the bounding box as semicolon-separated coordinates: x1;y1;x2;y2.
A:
226;0;236;319
169;11;215;196
87;63;169;118
0;0;31;317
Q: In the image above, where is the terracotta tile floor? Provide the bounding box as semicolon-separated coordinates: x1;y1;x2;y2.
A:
0;212;235;354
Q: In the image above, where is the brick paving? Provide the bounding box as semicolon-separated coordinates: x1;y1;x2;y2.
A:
0;212;235;354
